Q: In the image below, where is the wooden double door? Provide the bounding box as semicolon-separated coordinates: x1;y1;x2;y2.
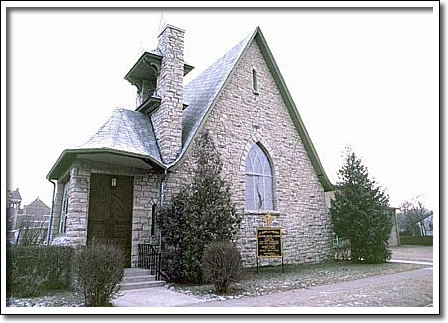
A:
87;174;134;267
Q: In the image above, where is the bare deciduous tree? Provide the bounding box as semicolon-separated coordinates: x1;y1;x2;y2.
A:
397;198;433;236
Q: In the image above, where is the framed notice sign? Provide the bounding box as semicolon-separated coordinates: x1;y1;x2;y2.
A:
256;227;282;258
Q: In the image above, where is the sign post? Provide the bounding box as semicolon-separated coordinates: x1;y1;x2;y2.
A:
256;226;283;273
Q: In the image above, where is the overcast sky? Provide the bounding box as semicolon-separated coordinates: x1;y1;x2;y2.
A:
5;4;438;213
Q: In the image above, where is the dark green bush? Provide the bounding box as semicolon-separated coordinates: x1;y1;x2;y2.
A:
202;241;242;294
158;131;241;284
7;245;74;298
400;235;433;246
71;240;125;307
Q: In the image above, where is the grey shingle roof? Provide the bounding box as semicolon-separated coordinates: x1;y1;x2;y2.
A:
72;32;252;168
9;189;22;202
27;197;50;210
181;34;251;154
77;108;162;164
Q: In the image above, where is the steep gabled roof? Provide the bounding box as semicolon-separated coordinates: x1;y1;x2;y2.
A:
181;34;251;149
48;27;333;191
171;27;333;191
27;197;50;210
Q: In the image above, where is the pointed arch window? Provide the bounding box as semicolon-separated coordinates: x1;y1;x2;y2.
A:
245;143;274;210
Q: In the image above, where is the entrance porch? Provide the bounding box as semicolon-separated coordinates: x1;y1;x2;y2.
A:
49;157;163;267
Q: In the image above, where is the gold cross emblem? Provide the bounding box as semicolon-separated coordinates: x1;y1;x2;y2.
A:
263;213;274;227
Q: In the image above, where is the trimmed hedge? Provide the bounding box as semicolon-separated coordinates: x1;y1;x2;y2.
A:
400;235;433;246
7;245;74;298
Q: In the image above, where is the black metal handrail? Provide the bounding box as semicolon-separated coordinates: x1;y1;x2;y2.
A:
137;243;162;281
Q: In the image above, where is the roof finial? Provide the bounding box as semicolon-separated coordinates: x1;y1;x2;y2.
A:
158;13;166;34
138;41;145;55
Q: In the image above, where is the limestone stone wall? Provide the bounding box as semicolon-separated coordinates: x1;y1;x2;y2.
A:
131;171;163;266
51;158;162;266
166;39;333;267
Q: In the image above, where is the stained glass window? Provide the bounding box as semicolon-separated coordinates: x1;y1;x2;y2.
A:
245;143;274;210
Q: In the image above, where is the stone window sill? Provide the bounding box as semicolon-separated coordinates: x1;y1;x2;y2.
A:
244;210;280;216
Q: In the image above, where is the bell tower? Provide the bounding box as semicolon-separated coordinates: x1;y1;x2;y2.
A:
124;24;193;164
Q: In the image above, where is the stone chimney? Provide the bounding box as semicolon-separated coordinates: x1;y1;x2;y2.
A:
151;24;185;164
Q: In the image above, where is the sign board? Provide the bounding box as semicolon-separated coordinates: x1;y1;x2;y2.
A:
256;227;282;258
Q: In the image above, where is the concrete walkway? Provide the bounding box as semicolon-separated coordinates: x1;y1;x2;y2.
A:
389;259;433;266
112;286;206;307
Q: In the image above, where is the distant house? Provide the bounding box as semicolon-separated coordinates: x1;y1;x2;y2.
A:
7;188;22;230
6;190;50;245
16;197;51;228
389;207;400;246
416;214;433;237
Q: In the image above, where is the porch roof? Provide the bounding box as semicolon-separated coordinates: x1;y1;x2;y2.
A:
47;109;165;180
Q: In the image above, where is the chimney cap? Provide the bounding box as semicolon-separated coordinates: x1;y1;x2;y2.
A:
158;24;185;38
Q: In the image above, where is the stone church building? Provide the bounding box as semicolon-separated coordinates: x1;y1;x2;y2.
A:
47;25;335;267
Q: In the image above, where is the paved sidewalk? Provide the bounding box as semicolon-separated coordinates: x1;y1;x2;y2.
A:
390;245;433;263
389;259;433;265
113;287;206;307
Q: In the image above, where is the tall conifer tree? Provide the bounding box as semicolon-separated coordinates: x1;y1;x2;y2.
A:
330;149;392;263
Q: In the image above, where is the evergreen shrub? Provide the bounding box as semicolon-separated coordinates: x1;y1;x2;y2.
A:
71;240;125;307
158;131;242;284
202;241;242;294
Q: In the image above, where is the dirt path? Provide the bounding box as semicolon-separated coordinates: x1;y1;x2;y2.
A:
181;267;433;307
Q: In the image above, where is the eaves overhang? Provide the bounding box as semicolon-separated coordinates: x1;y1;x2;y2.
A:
47;148;166;181
135;95;162;114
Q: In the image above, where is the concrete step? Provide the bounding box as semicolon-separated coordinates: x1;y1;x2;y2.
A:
121;268;165;290
122;275;156;283
123;268;151;277
120;280;166;291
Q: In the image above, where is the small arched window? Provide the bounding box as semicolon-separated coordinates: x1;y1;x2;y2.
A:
245;143;274;210
252;69;258;93
151;204;157;236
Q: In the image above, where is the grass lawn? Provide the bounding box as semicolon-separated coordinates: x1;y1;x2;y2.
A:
6;289;84;307
171;261;428;301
